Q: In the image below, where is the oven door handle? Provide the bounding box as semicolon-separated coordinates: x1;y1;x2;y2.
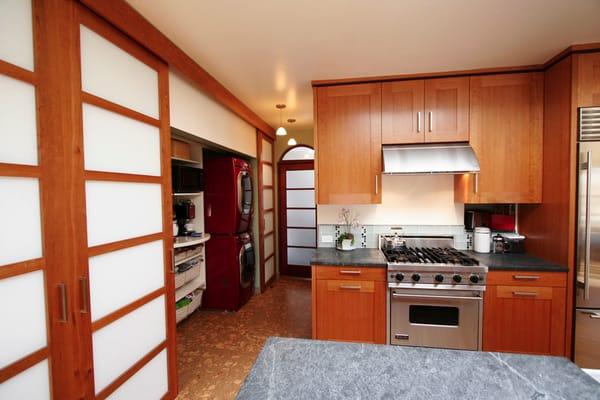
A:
391;292;482;301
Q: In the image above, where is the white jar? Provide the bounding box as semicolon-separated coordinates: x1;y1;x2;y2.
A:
473;227;491;253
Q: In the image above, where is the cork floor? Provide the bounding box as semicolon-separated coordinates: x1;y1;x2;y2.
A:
175;276;312;400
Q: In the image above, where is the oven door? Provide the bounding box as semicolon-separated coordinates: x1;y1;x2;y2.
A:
390;288;482;350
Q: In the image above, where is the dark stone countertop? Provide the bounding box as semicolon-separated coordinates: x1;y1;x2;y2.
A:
236;337;600;400
311;248;387;268
467;251;568;272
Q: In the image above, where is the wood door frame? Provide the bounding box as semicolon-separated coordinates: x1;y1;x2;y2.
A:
256;131;275;292
278;156;316;278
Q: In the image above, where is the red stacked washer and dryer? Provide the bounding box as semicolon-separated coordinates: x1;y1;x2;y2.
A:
202;156;255;311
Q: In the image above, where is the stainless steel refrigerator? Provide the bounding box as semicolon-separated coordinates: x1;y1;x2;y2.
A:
576;107;600;369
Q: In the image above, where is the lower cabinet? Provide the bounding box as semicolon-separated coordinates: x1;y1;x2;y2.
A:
312;265;387;344
483;271;567;356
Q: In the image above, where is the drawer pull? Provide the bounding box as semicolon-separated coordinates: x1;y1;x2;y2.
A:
512;291;539;297
339;284;362;290
513;275;540;281
339;270;361;275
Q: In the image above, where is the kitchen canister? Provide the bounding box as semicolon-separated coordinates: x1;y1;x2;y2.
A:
473;227;491;253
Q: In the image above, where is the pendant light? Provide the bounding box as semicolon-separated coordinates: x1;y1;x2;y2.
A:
275;104;287;136
286;118;297;145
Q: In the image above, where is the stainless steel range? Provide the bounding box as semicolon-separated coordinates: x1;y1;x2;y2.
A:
382;235;488;351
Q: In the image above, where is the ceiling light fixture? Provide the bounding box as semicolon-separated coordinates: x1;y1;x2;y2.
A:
288;138;297;146
276;104;287;136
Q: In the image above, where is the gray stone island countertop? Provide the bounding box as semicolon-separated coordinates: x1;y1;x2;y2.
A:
311;248;387;267
236;337;600;400
467;251;568;272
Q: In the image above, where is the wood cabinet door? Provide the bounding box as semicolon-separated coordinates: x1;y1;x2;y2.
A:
455;73;543;203
483;285;566;355
424;77;469;143
313;279;386;344
575;52;600;107
315;83;382;204
382;80;425;144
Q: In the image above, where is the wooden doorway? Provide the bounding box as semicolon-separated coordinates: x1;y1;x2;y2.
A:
278;146;316;278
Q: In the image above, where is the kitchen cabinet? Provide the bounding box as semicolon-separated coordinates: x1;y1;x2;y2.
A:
315;83;382;204
382;77;469;144
575;52;600;107
483;271;567;356
455;72;543;203
312;265;386;344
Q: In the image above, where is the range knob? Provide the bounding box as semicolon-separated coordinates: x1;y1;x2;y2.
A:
411;273;421;282
434;274;444;283
469;274;480;284
395;273;405;282
453;274;462;283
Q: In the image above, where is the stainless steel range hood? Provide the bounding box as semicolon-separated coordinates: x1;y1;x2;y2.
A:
382;143;480;175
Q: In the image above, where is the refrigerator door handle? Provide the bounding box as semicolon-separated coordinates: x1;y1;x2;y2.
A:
580;310;600;319
584;151;592;301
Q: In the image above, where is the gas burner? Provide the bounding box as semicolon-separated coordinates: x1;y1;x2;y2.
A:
384;246;480;266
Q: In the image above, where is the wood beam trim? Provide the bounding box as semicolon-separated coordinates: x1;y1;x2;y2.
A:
88;232;164;257
0;163;41;178
92;287;165;332
0;258;44;280
85;170;163;184
78;0;275;137
82;92;161;127
0;347;49;384
0;59;37;84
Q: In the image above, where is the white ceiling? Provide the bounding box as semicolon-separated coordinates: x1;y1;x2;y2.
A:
126;0;600;131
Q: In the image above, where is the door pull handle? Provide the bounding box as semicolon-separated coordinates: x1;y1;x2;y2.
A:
79;277;89;314
58;283;68;323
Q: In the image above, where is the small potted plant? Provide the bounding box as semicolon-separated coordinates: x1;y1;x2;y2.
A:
336;208;360;251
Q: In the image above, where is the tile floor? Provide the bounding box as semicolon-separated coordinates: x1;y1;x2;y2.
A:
176;276;312;400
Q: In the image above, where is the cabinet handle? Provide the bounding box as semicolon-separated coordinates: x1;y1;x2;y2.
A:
375;174;378;195
512;291;539;297
339;270;361;275
417;112;422;133
79;277;89;314
513;275;540;281
428;111;433;132
339;284;362;290
58;283;68;323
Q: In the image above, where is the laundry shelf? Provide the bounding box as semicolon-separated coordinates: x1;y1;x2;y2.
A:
173;234;211;249
175;274;205;302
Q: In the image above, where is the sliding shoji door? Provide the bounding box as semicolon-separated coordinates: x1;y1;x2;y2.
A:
76;8;176;399
257;133;276;290
0;1;54;399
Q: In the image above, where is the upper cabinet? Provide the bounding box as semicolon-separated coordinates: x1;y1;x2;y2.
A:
455;72;543;203
315;83;382;204
382;77;469;145
575;52;600;107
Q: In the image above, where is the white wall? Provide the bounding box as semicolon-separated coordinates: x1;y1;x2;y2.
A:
317;174;464;225
169;70;257;158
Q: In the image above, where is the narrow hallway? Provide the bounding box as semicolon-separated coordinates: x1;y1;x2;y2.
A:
176;277;311;399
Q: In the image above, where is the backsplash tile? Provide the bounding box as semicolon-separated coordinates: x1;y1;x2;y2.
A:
318;224;468;250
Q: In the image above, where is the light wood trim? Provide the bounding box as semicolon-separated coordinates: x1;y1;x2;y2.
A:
0;58;37;84
256;131;266;292
95;341;167;400
79;0;275;136
486;271;567;287
88;232;164;256
92;287;165;332
0;347;48;384
82;91;161;127
543;42;600;69
326;280;375;293
0;258;44;280
85;170;162;184
0;163;40;178
496;285;553;300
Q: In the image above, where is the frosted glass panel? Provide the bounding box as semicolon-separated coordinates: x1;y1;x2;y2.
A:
83;104;160;176
0;75;38;165
288;228;316;247
263;188;273;209
286;170;314;189
80;26;159;118
282;146;314;161
0;359;50;400
107;349;168;400
0;0;34;71
265;257;274;282
86;181;162;246
261;139;272;163
89;241;165;321
93;296;166;394
262;164;273;186
288;248;316;266
264;234;274;258
287;210;315;228
264;211;274;233
286;190;315;208
0;177;42;266
0;271;47;369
